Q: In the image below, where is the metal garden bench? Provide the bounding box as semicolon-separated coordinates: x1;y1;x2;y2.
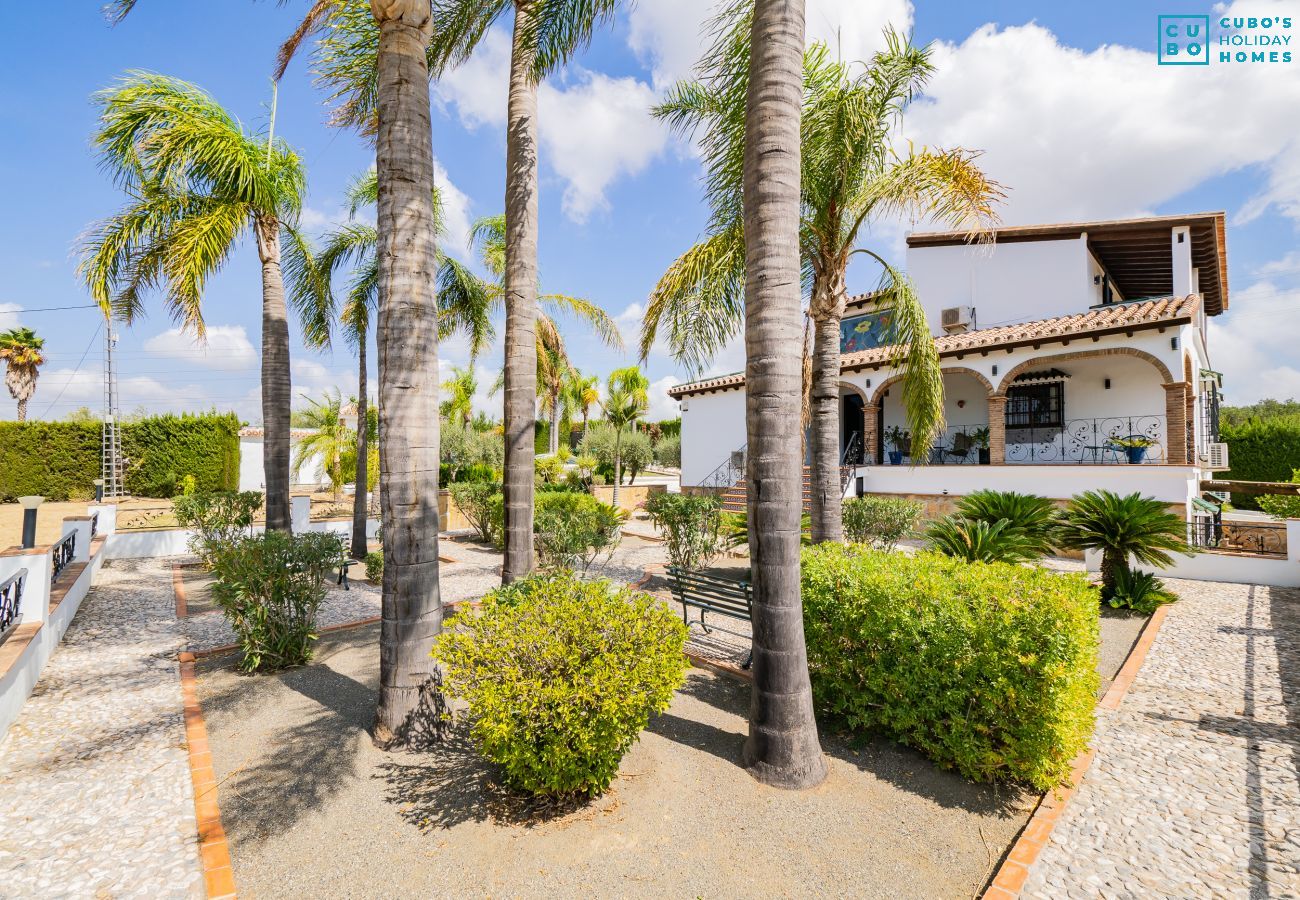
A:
666;566;753;669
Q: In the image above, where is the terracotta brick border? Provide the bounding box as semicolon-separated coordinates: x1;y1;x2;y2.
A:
178;650;236;899
982;603;1172;898
172;564;188;618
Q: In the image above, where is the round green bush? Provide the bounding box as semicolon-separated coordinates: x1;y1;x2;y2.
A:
364;550;384;584
433;572;688;797
801;543;1099;790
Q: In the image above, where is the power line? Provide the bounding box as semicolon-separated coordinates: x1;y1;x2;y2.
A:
7;304;101;314
34;322;103;420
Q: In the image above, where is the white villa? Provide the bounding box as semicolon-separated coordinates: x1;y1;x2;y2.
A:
672;212;1243;547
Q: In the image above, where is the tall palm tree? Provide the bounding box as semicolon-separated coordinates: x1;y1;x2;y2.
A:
442;365;477;430
647;11;1002;544
740;0;826;790
564;369;600;444
0;328;45;423
79;74;305;531
429;0;623;583
601;366;649;506
294;388;353;501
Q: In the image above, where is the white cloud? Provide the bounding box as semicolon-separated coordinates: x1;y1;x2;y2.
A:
647;374;681;421
433;28;512;129
433;158;475;257
298;205;351;232
143;325;256;372
0;303;21;331
1208;268;1300;404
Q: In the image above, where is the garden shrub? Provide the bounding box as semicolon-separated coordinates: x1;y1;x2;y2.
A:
364;550;384;584
619;430;655;484
173;490;263;567
801;544;1099;789
925;515;1044;565
1109;567;1178;614
841;495;922;549
434;572;688;796
653;433;681;468
449;481;504;545
208;530;346;673
1055;490;1189;601
534;491;624;571
1219;416;1300;510
955;489;1058;558
0;412;240;501
1258;468;1300;520
644;491;725;571
534;454;567;486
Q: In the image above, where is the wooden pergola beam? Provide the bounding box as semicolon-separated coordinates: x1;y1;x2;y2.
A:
1203;480;1300;496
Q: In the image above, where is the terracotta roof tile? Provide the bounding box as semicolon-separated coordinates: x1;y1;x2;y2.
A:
668;295;1199;398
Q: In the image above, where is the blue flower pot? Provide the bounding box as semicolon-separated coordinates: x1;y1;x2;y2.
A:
1125;446;1148;464
888;451;904;465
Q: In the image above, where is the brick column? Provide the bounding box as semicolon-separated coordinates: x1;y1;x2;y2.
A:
862;404;879;465
1164;381;1192;464
987;396;1007;464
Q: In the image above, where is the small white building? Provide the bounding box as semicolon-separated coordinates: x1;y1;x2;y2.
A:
238;427;326;492
671;212;1249;553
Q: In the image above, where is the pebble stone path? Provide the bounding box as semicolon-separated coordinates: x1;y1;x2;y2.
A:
0;557;204;899
1024;577;1300;898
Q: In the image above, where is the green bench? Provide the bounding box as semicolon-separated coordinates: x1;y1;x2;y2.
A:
666;566;752;669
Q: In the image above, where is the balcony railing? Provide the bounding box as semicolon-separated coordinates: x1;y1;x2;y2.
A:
0;569;26;645
1188;517;1287;558
1005;415;1166;465
51;532;76;583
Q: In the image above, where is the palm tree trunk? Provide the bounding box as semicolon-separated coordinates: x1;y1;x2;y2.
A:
351;336;368;559
612;429;622;506
254;217;292;533
371;1;443;748
809;278;847;544
549;396;559;455
14;397;26;423
1101;548;1120;600
740;0;826;790
501;0;540;584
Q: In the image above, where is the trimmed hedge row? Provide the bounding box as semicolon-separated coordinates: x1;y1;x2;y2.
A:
0;413;241;501
1219;416;1300;510
802;543;1099;789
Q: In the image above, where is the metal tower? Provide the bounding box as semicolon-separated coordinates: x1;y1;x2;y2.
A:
101;318;124;498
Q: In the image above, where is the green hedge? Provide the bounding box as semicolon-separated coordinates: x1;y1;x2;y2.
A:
1219;416;1300;510
801;544;1099;789
0;412;241;501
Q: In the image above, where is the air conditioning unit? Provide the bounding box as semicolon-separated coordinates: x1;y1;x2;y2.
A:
1205;442;1230;471
940;305;974;333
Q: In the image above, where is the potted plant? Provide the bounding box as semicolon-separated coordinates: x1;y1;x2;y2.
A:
885;426;910;465
970;426;991;465
1108;434;1157;464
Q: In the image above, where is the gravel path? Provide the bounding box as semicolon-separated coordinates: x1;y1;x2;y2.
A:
1024;578;1300;898
0;557;204;898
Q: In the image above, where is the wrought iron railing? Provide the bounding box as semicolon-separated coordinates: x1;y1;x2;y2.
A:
924;424;989;466
840;432;862;494
0;569;26;645
701;443;747;489
51;532;76;583
90;511;99;539
1005;415;1166;465
1188;518;1287;558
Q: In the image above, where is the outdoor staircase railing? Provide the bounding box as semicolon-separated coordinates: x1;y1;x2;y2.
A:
701;443;747;490
840;431;862;496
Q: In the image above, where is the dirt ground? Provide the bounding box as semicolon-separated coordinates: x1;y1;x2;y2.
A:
198;624;1037;900
0;496;173;547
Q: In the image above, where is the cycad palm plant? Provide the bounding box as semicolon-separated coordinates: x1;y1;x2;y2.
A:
1056;490;1190;600
925;516;1043;565
0;328;46;422
79;73;306;531
647;7;1002;543
955;489;1059;559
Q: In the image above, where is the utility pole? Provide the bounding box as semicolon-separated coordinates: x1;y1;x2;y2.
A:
102;316;124;498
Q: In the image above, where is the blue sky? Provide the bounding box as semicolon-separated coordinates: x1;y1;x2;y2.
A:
3;0;1299;424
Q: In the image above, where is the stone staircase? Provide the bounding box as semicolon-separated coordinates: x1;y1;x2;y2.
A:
720;466;814;513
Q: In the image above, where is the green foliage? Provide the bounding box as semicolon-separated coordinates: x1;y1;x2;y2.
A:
925;516;1044;564
534;491;625;572
652;418;681;440
722;509;811;548
644;492;726;571
364;551;383;584
841;495;922;549
618;430;654;483
1056;490;1190;599
449;481;504;546
653;433;681;468
434;572;688;797
173;490;263;567
534;454;567;486
208;531;345;673
955;489;1059;558
1220;416;1300;510
1258;469;1300;519
801;544;1099;789
0;413;243;501
1109;568;1178;614
579;422;617;468
441;424;503;483
1221;399;1300;428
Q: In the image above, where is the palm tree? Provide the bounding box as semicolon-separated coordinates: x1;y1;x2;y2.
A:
0;328;45;423
648;12;1002;543
601;366;649;506
429;0;622;582
294;389;353;501
1056;490;1190;600
739;0;826;790
442;366;477;430
564;369;600;445
79;73;305;531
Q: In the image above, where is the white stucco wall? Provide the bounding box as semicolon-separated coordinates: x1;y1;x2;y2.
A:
906;237;1093;335
856;463;1199;507
239;437;326;491
678;388;749;486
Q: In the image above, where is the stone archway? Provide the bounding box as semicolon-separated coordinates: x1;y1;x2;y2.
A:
993;348;1174;397
866;367;995;463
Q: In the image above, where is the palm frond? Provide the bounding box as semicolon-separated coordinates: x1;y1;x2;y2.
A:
874;266;944;464
539;293;624;351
